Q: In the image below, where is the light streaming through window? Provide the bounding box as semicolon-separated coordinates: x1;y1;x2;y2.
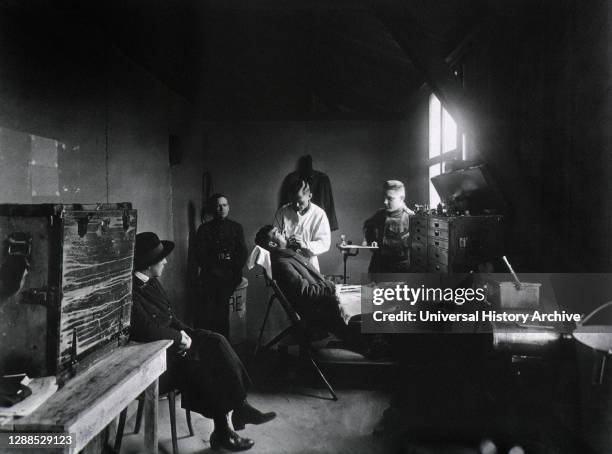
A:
428;94;464;207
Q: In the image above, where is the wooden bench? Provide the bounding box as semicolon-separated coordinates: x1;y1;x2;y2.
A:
9;340;172;453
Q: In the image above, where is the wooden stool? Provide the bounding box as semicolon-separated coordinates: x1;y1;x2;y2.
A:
114;389;194;454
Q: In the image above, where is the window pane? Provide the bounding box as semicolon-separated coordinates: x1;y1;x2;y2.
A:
429;95;441;158
442;107;457;154
429;164;441;207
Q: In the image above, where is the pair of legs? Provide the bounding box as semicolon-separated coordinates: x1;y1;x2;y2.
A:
208;401;277;450
294;295;348;340
175;329;275;450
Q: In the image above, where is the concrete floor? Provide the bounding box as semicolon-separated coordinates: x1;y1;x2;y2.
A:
118;389;390;454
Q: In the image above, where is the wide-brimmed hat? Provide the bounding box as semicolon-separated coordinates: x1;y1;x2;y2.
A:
134;232;175;270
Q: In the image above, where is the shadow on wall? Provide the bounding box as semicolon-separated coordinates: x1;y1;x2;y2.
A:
185;201;200;325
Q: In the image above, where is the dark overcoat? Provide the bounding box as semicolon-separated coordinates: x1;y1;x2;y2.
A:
130;275;251;418
270;249;344;334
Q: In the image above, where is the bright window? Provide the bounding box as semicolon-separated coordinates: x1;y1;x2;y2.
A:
442;108;457;153
428;96;441;159
428;94;465;207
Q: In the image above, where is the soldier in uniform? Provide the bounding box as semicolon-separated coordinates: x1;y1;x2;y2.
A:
195;194;248;338
363;180;415;273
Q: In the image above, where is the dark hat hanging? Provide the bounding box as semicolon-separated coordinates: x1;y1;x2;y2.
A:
134;232;175;270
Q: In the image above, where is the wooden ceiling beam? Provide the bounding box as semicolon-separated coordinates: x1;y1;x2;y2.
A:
322;29;418;79
373;8;484;151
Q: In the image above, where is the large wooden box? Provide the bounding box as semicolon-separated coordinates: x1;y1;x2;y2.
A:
0;203;137;384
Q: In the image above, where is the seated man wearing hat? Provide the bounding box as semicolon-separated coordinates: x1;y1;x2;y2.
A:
130;232;275;451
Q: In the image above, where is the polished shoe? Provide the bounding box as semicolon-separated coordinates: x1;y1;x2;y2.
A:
232;401;276;430
210;429;254;451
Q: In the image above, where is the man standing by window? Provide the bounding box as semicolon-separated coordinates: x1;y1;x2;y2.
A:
363;180;414;273
195;194;247;339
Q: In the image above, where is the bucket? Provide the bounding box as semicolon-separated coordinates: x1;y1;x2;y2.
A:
229;277;248;345
497;282;541;309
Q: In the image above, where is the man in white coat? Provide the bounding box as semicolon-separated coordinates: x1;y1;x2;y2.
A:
273;180;330;272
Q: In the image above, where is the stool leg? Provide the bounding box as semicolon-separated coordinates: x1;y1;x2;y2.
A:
186;410;194;436
168;391;179;454
114;408;127;453
134;398;144;434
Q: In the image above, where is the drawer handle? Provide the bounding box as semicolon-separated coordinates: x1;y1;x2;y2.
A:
435;265;440;271
434;230;440;237
416;228;421;233
434;222;439;228
434;253;439;258
434;240;440;247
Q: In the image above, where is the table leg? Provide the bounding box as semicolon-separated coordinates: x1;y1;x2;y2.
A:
144;379;159;454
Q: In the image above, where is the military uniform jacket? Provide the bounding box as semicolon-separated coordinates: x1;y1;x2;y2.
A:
363;205;415;273
195;218;247;285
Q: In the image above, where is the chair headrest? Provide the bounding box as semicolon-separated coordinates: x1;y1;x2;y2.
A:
247;245;272;279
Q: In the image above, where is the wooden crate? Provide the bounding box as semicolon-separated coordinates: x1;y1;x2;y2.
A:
0;203;137;384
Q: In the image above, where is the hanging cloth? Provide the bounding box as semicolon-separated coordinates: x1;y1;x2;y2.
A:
279;155;339;231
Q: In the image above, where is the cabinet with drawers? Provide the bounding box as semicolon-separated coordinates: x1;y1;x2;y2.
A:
410;214;503;273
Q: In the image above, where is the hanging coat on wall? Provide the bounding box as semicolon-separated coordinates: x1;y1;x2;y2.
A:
279;155;339;231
